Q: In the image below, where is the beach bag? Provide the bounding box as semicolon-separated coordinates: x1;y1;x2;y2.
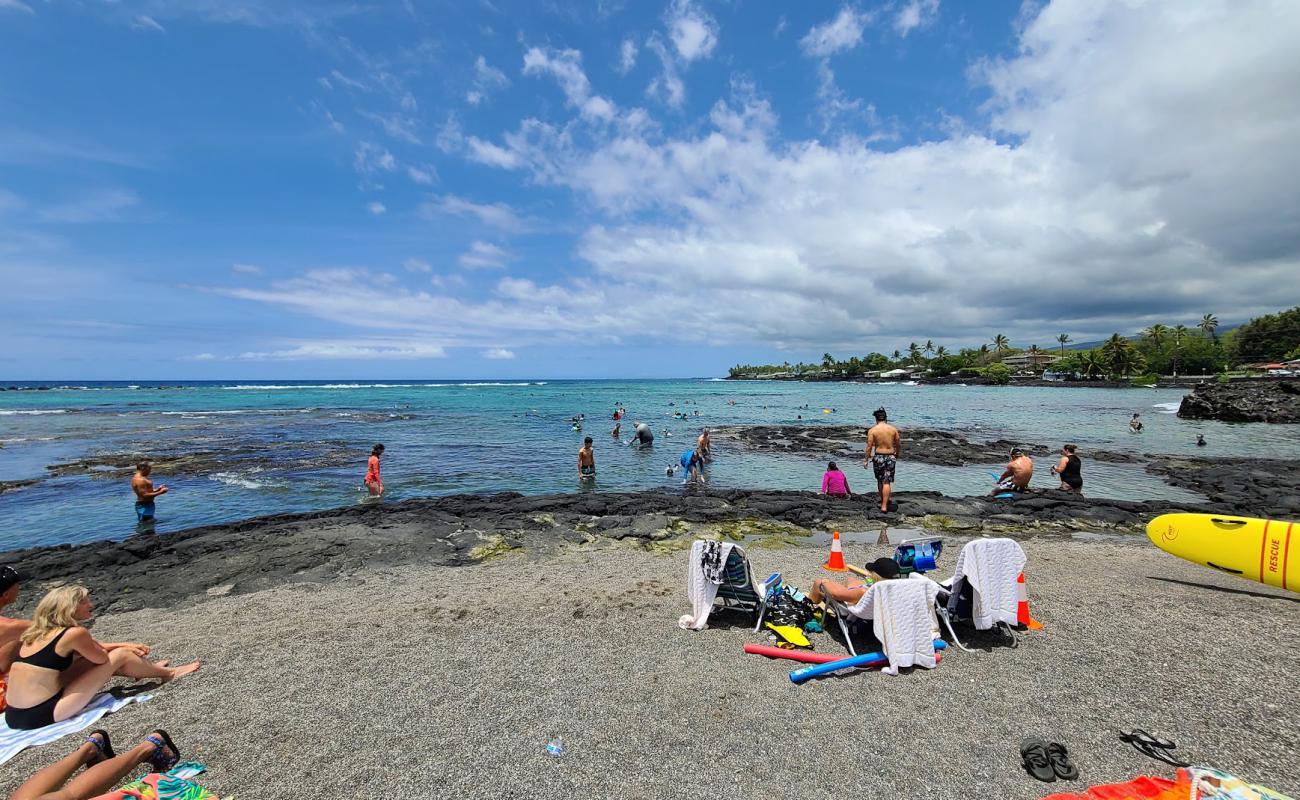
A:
764;586;817;629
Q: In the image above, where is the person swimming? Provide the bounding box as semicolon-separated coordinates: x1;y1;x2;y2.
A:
1130;413;1144;433
1196;434;1207;447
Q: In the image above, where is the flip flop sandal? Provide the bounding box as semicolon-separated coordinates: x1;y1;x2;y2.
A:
86;730;115;763
1047;741;1079;781
1020;738;1056;782
144;730;180;773
1120;730;1191;767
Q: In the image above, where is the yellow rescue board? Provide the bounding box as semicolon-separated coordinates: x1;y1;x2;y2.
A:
1146;513;1299;593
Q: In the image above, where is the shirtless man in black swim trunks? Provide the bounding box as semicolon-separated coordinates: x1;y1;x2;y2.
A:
865;407;901;513
578;437;595;481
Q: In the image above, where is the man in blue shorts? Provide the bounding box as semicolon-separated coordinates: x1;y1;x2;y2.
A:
131;461;169;522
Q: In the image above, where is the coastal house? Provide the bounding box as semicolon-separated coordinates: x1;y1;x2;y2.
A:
1001;351;1061;372
879;368;912;379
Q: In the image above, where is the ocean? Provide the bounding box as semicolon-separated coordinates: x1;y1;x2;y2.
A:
3;379;1298;551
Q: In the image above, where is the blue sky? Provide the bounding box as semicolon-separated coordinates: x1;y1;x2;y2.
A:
2;0;1298;379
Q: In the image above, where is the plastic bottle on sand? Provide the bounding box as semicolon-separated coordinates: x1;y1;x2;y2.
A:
546;736;564;758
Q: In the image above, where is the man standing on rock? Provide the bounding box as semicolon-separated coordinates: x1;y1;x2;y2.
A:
130;461;168;523
865;407;901;513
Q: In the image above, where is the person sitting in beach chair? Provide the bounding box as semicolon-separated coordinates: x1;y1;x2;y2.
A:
807;557;900;608
817;567;941;672
7;726;186;800
0;586;200;731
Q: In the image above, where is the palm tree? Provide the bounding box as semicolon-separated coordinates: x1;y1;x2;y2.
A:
924;340;934;355
1102;333;1144;377
1079;350;1105;379
822;353;835;369
891;350;901;361
1143;324;1168;347
1199;313;1219;341
908;342;923;366
935;346;949;359
992;334;1010;356
1056;333;1071;355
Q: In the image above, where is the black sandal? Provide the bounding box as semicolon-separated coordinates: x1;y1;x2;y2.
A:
86;730;115;764
144;730;180;773
1046;741;1079;780
1120;729;1191;768
1020;738;1056;782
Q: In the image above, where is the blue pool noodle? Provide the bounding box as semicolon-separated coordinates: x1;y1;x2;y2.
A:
789;640;947;684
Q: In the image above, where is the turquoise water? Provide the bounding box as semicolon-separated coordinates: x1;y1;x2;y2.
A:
2;379;1298;551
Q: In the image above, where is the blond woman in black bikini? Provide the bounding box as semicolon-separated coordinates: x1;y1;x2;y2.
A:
0;586;199;730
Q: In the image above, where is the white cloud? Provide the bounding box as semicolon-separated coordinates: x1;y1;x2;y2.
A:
329;69;371;93
800;7;872;57
406;164;437;185
357;110;421;144
522;46;616;121
666;0;718;62
458;240;513;270
421;194;525;232
232;263;263;275
403;258;432;273
466;136;524;168
233;341;449;361
467;55;510;105
353;142;397;177
0;0;33;14
131;15;166;32
367;201;387;215
646;37;685;108
482;347;515;359
618;38;638;73
38;189;139;223
894;0;939;36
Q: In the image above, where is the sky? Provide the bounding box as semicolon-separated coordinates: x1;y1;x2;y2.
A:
1;0;1298;380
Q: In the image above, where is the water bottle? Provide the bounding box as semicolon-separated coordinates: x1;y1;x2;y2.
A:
546;736;564;758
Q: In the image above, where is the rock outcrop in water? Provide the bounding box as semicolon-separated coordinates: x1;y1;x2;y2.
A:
1177;380;1300;423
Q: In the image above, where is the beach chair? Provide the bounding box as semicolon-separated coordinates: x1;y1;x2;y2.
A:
711;545;782;631
935;538;1026;652
823;580;941;670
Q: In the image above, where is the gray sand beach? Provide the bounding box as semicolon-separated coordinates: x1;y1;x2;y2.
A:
2;529;1296;799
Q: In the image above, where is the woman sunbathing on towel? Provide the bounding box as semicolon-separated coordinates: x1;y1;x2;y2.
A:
0;586;200;731
807;557;900;607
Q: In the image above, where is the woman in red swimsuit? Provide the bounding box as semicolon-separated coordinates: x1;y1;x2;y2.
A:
365;443;385;496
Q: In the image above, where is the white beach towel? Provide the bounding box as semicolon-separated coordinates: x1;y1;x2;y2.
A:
0;692;153;766
677;540;736;631
847;579;940;675
948;538;1026;629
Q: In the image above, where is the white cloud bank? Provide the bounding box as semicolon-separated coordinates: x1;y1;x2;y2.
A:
221;0;1300;358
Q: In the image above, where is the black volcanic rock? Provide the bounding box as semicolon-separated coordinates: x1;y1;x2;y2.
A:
1178;380;1300;423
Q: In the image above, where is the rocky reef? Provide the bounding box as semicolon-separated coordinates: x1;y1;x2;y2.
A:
1178;380;1300;423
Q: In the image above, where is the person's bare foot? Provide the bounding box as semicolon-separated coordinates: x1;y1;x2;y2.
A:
163;661;201;682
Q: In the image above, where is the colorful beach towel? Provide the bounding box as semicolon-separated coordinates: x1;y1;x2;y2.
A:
0;692;153;766
92;771;217;800
1041;767;1296;800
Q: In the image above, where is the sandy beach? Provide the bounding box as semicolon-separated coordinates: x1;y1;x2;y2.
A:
1;495;1297;799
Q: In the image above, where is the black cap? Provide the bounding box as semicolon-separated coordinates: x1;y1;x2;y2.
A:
867;557;900;579
0;565;25;593
1010;447;1025;457
873;407;887;420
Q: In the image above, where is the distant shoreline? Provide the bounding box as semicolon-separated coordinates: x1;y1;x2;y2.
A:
723;374;1209;389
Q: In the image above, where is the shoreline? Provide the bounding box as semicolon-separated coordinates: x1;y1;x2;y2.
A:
0;487;1233;615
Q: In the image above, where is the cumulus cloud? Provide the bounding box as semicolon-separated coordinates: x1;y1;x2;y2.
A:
522;46;616;121
458;240;513;270
482;347;515;359
403;258;432;273
646;37;685;108
366;201;386;215
233;341;449;361
800;7;872;57
894;0;939;36
666;0;718;62
406;164;437;185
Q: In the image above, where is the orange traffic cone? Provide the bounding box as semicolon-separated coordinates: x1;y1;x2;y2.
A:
1017;572;1043;630
823;530;847;571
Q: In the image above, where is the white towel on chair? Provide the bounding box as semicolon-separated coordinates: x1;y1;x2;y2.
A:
678;540;735;631
847;579;940;675
949;538;1026;629
0;692;153;766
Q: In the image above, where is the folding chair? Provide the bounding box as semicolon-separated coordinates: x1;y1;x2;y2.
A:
935;538;1025;652
711;544;781;631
